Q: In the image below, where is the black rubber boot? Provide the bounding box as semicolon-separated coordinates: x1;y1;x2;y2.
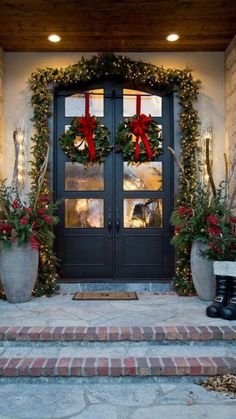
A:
221;277;236;320
206;275;229;318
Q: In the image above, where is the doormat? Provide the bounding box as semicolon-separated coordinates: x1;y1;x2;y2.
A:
72;291;138;300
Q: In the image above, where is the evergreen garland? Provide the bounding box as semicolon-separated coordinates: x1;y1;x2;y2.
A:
29;53;200;296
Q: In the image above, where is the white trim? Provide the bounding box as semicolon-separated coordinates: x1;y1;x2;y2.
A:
214;261;236;276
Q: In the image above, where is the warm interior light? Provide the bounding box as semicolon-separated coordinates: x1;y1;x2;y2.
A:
166;34;180;42
13;128;26;191
48;34;61;43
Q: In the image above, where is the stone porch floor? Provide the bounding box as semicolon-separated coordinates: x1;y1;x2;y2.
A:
1;292;236;327
0;379;236;419
1;292;236;418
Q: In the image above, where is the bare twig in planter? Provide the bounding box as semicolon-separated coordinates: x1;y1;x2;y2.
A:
206;137;216;198
168;146;195;206
224;153;236;207
230;191;236;210
225;146;236;209
228;161;236;186
224;153;230;204
224;153;229;184
168;146;189;187
0;198;10;220
229;165;236;210
33;146;50;212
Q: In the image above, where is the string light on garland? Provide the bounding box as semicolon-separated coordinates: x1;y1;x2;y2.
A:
29;53;201;296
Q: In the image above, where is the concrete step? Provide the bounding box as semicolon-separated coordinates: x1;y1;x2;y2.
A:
1;325;236;342
58;283;173;292
1;340;236;358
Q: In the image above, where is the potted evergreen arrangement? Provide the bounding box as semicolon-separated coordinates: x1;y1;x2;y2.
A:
170;182;234;300
170;140;236;302
0;181;58;303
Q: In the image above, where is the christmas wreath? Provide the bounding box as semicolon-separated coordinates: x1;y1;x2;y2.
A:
60;93;111;164
116;113;163;164
115;94;162;163
60;116;111;164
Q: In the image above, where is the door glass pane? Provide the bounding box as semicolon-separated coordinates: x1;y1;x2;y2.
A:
65;89;104;117
124;162;162;191
123;89;162;117
65;163;104;191
124;198;163;228
65;199;104;228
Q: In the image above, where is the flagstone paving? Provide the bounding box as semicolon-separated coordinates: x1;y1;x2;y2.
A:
1;293;236;327
0;379;236;419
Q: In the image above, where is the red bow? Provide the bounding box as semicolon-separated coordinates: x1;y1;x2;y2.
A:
77;115;96;161
130;114;153;161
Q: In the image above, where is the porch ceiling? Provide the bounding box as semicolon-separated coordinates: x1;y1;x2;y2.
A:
0;0;235;52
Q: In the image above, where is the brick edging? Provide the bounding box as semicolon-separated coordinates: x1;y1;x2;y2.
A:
0;356;235;377
0;325;236;342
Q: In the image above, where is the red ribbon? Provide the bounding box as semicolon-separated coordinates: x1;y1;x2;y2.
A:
130;113;153;161
77;93;96;161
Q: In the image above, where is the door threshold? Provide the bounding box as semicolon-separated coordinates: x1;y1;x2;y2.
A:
59;282;172;293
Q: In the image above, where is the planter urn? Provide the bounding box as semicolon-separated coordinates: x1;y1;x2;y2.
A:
0;242;39;303
190;240;215;301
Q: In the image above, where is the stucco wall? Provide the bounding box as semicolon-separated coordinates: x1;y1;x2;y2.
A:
225;35;236;159
0;47;4;180
3;52;225;185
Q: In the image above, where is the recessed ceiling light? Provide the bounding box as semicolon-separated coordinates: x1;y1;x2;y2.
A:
48;34;61;43
166;34;180;42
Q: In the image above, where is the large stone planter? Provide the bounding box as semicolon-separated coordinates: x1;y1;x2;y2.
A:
0;242;39;303
190;240;215;301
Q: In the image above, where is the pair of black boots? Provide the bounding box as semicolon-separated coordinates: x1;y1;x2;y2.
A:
206;275;236;320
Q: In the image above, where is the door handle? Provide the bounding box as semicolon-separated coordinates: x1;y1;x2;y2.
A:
116;217;120;238
108;217;112;234
107;209;112;238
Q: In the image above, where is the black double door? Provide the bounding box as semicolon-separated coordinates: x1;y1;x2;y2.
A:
54;80;174;281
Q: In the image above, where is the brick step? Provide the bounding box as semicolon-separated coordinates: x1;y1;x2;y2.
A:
0;355;236;377
1;325;236;342
1;338;236;377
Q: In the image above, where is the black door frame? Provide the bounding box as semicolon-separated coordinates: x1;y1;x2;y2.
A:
53;78;176;283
